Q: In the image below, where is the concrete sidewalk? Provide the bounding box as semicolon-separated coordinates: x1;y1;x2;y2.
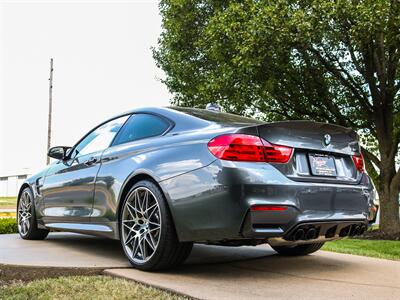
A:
1;233;399;299
107;246;400;300
0;233;130;268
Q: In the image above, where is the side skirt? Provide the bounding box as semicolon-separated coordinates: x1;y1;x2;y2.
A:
44;222;119;239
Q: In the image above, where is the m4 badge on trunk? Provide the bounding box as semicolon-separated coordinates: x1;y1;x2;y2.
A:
323;134;331;146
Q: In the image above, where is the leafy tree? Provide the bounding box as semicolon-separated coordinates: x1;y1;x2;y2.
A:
154;0;400;234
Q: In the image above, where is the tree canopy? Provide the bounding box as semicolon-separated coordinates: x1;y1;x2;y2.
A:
154;0;400;234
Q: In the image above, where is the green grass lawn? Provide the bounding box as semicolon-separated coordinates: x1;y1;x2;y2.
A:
0;218;17;234
0;197;17;209
0;276;186;300
322;238;400;261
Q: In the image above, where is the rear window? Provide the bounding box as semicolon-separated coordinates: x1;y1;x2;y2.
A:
171;107;264;125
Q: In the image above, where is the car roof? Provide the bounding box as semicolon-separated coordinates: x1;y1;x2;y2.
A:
112;106;263;132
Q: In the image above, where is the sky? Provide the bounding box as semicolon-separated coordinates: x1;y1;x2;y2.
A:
0;0;171;175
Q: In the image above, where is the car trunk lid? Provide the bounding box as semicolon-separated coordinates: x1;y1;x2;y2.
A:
257;121;359;155
255;121;362;184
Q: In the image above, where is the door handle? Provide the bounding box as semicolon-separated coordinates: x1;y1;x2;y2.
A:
84;157;98;166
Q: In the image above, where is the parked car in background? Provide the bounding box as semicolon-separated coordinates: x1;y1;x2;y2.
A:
17;106;373;270
367;181;379;224
369;186;400;225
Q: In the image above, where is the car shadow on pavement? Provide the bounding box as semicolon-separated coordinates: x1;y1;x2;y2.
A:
174;243;351;280
37;233;351;277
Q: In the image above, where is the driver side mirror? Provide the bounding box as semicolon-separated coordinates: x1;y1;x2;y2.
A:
47;146;71;160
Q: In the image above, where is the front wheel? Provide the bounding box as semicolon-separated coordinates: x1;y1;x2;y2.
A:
119;180;193;271
17;187;49;240
271;242;324;256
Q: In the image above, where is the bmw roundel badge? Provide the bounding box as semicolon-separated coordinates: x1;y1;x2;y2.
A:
324;134;331;146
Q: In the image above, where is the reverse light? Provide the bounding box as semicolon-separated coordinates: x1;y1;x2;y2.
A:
207;134;293;163
250;205;288;212
352;154;364;172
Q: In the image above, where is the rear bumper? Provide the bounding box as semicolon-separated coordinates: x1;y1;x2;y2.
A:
241;206;368;238
161;159;372;243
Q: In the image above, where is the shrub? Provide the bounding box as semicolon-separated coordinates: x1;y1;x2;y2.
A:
0;218;18;234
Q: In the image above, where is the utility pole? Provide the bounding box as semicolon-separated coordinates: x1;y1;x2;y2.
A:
46;58;54;165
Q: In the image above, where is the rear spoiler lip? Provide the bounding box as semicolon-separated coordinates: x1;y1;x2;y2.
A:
237;120;360;156
255;120;356;135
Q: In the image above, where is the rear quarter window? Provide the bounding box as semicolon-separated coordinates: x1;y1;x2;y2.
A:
112;114;170;146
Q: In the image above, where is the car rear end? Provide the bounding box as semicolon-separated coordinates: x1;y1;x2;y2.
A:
206;120;372;246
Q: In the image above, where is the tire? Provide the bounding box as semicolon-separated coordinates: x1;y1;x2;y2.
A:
119;180;193;271
17;187;49;240
271;242;324;256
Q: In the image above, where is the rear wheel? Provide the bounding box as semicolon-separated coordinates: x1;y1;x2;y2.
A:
271;242;324;256
17;187;49;240
119;180;193;271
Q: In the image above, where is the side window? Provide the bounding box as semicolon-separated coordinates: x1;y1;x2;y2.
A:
71;115;129;159
112;114;170;146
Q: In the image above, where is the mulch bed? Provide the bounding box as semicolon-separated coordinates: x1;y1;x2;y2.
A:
0;265;104;286
354;229;400;241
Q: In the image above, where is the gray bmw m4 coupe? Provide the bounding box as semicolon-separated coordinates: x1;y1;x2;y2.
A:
17;106;375;270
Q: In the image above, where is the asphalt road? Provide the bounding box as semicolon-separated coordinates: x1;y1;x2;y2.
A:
1;233;399;299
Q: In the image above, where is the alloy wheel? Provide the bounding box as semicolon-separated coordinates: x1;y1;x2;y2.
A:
18;191;32;236
121;187;161;264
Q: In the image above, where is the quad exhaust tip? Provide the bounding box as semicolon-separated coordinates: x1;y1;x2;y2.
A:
292;227;318;241
348;224;368;237
355;224;367;236
305;228;317;240
289;223;367;241
293;229;305;241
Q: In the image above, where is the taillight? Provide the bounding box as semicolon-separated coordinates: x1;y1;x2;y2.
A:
262;140;293;163
207;134;293;163
207;134;265;161
352;154;364;172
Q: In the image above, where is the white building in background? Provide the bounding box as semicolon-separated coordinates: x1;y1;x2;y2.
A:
0;171;30;197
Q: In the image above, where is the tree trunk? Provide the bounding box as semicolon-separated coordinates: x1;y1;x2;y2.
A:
374;105;399;235
378;181;400;235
